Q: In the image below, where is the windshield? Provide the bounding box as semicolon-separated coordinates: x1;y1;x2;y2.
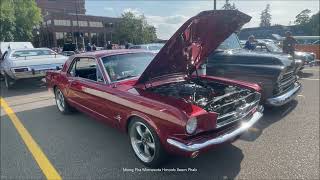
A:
12;49;56;58
217;33;241;50
265;42;282;52
101;52;155;82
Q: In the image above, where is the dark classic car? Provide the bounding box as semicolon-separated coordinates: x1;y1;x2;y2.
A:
46;10;264;167
255;39;316;67
206;34;301;106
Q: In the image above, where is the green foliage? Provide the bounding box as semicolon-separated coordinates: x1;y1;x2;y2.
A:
260;4;271;27
309;12;320;35
294;9;311;25
0;0;42;42
0;0;15;41
114;12;157;44
303;11;319;36
222;0;237;10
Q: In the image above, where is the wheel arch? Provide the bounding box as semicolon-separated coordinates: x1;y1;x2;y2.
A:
125;113;163;140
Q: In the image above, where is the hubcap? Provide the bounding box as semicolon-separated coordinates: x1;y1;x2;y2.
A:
55;89;65;112
130;122;156;163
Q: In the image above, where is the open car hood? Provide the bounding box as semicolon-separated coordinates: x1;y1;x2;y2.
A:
136;10;251;85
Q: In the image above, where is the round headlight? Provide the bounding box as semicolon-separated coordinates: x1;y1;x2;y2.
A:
186;117;197;134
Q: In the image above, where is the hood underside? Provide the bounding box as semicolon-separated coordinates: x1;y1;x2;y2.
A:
136;10;251;85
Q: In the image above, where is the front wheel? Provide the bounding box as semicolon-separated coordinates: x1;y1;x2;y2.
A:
55;87;73;114
129;119;167;167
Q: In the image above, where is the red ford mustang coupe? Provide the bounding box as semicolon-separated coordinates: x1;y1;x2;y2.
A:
46;10;264;167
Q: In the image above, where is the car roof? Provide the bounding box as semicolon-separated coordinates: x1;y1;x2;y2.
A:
74;49;153;58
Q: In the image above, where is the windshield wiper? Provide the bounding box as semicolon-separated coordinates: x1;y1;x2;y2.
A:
116;75;137;81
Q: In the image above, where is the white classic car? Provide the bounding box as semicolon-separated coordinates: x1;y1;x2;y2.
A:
0;48;68;88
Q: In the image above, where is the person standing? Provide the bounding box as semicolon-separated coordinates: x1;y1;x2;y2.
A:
86;43;92;52
106;41;112;50
92;44;97;51
244;35;257;50
282;31;298;57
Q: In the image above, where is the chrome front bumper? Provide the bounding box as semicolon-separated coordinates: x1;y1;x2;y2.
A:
266;82;302;106
167;106;264;152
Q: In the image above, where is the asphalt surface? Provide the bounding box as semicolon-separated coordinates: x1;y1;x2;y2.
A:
1;67;319;179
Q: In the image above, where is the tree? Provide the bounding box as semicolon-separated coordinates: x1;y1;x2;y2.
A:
305;11;319;35
13;0;42;41
222;0;237;10
114;12;157;44
0;0;16;41
0;0;41;42
260;4;271;27
294;9;311;25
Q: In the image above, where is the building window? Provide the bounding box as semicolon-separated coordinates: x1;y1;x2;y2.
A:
73;21;88;27
47;20;51;25
53;19;71;26
56;32;64;40
56;32;64;47
89;21;103;27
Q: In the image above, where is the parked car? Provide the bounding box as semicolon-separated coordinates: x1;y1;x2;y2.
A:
129;43;165;53
61;51;76;56
0;48;68;88
206;33;301;106
46;10;264;167
256;39;316;67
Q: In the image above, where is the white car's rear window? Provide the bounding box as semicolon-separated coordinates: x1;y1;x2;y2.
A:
12;49;55;58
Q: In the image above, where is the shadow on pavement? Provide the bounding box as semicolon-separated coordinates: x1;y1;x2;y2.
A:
240;100;298;142
298;71;313;78
0;79;47;98
10;105;243;179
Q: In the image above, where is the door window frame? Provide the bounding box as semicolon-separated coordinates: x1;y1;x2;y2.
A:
67;56;107;84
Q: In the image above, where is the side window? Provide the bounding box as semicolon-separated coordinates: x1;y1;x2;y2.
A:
69;57;104;83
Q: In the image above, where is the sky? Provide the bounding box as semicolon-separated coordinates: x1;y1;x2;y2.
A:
85;0;320;39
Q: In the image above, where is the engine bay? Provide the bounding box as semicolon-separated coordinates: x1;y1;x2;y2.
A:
147;78;256;115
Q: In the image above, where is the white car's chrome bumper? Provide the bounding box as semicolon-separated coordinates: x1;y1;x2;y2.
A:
8;64;63;79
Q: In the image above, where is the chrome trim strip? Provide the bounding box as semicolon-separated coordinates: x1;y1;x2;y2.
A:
166;106;264;152
267;82;301;106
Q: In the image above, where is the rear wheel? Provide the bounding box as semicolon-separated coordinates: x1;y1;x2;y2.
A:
55;87;73;114
129;118;167;167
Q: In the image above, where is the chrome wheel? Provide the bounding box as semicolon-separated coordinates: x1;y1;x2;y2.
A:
55;89;65;112
130;122;156;163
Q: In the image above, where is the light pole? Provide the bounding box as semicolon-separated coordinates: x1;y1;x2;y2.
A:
36;31;40;47
109;23;113;42
75;0;80;50
214;0;216;10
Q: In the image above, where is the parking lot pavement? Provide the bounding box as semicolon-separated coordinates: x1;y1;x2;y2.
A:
1;67;319;179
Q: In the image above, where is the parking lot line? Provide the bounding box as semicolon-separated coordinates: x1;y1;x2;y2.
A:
0;98;62;180
300;78;320;81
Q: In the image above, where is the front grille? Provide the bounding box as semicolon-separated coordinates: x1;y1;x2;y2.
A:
274;71;296;95
216;92;261;128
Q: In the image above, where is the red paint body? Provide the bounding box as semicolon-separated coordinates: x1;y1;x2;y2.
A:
46;10;261;157
46;50;261;157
